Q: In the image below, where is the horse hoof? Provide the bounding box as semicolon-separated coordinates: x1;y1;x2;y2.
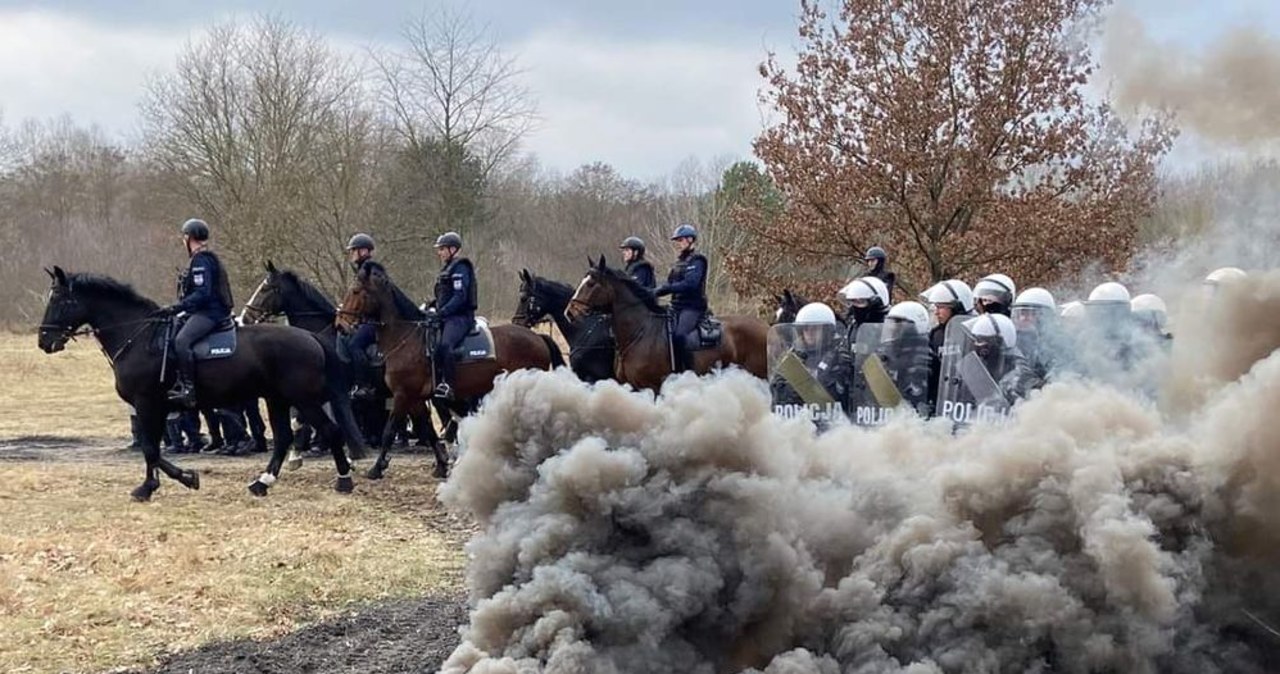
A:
247;480;270;497
365;465;384;480
335;476;355;494
182;470;201;491
433;463;449;479
130;485;154;502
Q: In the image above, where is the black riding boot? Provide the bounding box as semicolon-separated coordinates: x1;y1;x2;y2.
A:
167;361;197;408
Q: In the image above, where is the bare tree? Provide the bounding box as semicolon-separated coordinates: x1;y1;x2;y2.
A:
374;7;537;179
139;16;380;295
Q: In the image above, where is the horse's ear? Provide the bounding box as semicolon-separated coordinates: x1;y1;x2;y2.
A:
520;269;530;282
266;260;277;273
783;289;794;302
596;255;606;270
53;266;68;286
45;267;54;280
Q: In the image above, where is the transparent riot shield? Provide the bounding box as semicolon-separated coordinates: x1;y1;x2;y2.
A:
934;319;1013;428
848;322;918;427
862;322;933;424
768;323;847;427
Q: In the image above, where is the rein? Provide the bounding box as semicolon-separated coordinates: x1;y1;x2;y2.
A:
44;317;166;368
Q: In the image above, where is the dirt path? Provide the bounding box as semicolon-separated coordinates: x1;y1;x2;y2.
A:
134;596;467;674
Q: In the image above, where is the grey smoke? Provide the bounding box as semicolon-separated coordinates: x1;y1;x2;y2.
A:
435;276;1280;672
1103;10;1280;147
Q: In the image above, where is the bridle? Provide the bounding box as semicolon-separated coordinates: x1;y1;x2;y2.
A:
41;290;164;365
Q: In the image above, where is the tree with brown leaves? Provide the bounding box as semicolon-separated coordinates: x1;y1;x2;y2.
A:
727;0;1176;301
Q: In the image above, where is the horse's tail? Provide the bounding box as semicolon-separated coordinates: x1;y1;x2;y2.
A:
540;334;566;370
311;333;368;460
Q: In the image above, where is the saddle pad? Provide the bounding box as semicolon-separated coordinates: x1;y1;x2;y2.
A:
194;326;237;361
454;317;495;362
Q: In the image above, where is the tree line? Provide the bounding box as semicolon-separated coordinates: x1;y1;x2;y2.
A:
3;0;1181;327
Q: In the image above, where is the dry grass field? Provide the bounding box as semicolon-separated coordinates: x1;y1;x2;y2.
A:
0;333;470;674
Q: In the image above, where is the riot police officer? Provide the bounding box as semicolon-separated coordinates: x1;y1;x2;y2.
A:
429;231;477;401
619;236;656;290
973;273;1016;316
157;218;233;408
345;233;381;398
839;275;890;342
654;223;708;373
877;301;933;414
920;279;976;407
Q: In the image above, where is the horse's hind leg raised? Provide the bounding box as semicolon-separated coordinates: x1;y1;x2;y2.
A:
249;398;294;497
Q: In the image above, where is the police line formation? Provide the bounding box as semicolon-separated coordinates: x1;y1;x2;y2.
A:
35;216;1240;500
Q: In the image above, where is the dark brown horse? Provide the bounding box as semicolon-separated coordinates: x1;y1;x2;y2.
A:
335;263;564;479
566;256;768;391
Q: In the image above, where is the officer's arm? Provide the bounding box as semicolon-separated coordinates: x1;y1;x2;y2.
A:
637;265;656;290
437;268;470;317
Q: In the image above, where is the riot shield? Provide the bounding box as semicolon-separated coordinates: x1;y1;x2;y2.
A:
934;319;1013;427
848;322;921;427
768;323;847;426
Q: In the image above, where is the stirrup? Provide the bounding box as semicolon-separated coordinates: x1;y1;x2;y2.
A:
433;382;454;401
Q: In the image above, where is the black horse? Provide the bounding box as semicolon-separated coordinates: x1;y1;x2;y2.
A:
239;261;381;459
772;289;808;325
38;266;357;501
513;268;614;382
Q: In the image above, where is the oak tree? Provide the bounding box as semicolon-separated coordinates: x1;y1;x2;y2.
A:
728;0;1175;300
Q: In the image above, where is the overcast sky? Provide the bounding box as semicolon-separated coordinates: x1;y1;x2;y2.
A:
0;0;1277;179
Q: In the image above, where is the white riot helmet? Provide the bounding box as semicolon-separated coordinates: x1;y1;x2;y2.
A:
1204;267;1246;286
974;273;1017;309
964;313;1017;349
839;276;890;307
1087;282;1131;304
794;302;837;325
1060;301;1085;320
1130;293;1168;332
885;301;930;339
920;279;975;314
1012;287;1056;330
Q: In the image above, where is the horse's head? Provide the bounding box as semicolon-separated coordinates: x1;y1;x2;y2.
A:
772;289;805;326
39;266;88;353
513;268;546;327
240;260;285;325
335;263;385;334
566;256;616;321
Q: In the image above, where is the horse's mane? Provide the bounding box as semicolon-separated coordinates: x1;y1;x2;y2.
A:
534;276;574;302
68;273;160;310
278;270;336;314
378;274;426;320
599;265;664;313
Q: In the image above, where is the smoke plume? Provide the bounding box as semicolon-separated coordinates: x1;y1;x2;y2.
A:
1103;10;1280;147
435;275;1280;673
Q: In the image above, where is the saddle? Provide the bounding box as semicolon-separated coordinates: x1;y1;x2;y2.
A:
426;317;497;363
667;311;723;351
162;316;238;361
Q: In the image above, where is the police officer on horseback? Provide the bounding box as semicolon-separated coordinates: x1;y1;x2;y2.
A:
345;233;381;398
158;218;234;408
619;236;656;290
654;223;708;373
429;231;476;401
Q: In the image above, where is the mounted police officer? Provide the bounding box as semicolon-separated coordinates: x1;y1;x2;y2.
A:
619;236;656;290
345;233;381;398
157;218;233;408
428;231;476;401
864;246;897;299
654;223;708;373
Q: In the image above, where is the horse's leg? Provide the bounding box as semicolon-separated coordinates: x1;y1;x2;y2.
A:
331;394;368;461
298;404;354;494
409;400;448;479
366;393;408;480
137;399;200;495
129;401;167;501
249;398;294;497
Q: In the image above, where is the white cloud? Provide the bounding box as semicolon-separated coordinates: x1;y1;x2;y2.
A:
514;29;770;178
0;9;185;137
0;9;773;177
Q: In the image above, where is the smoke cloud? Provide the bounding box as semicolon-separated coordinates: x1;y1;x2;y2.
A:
435;273;1280;673
1103;10;1280;147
